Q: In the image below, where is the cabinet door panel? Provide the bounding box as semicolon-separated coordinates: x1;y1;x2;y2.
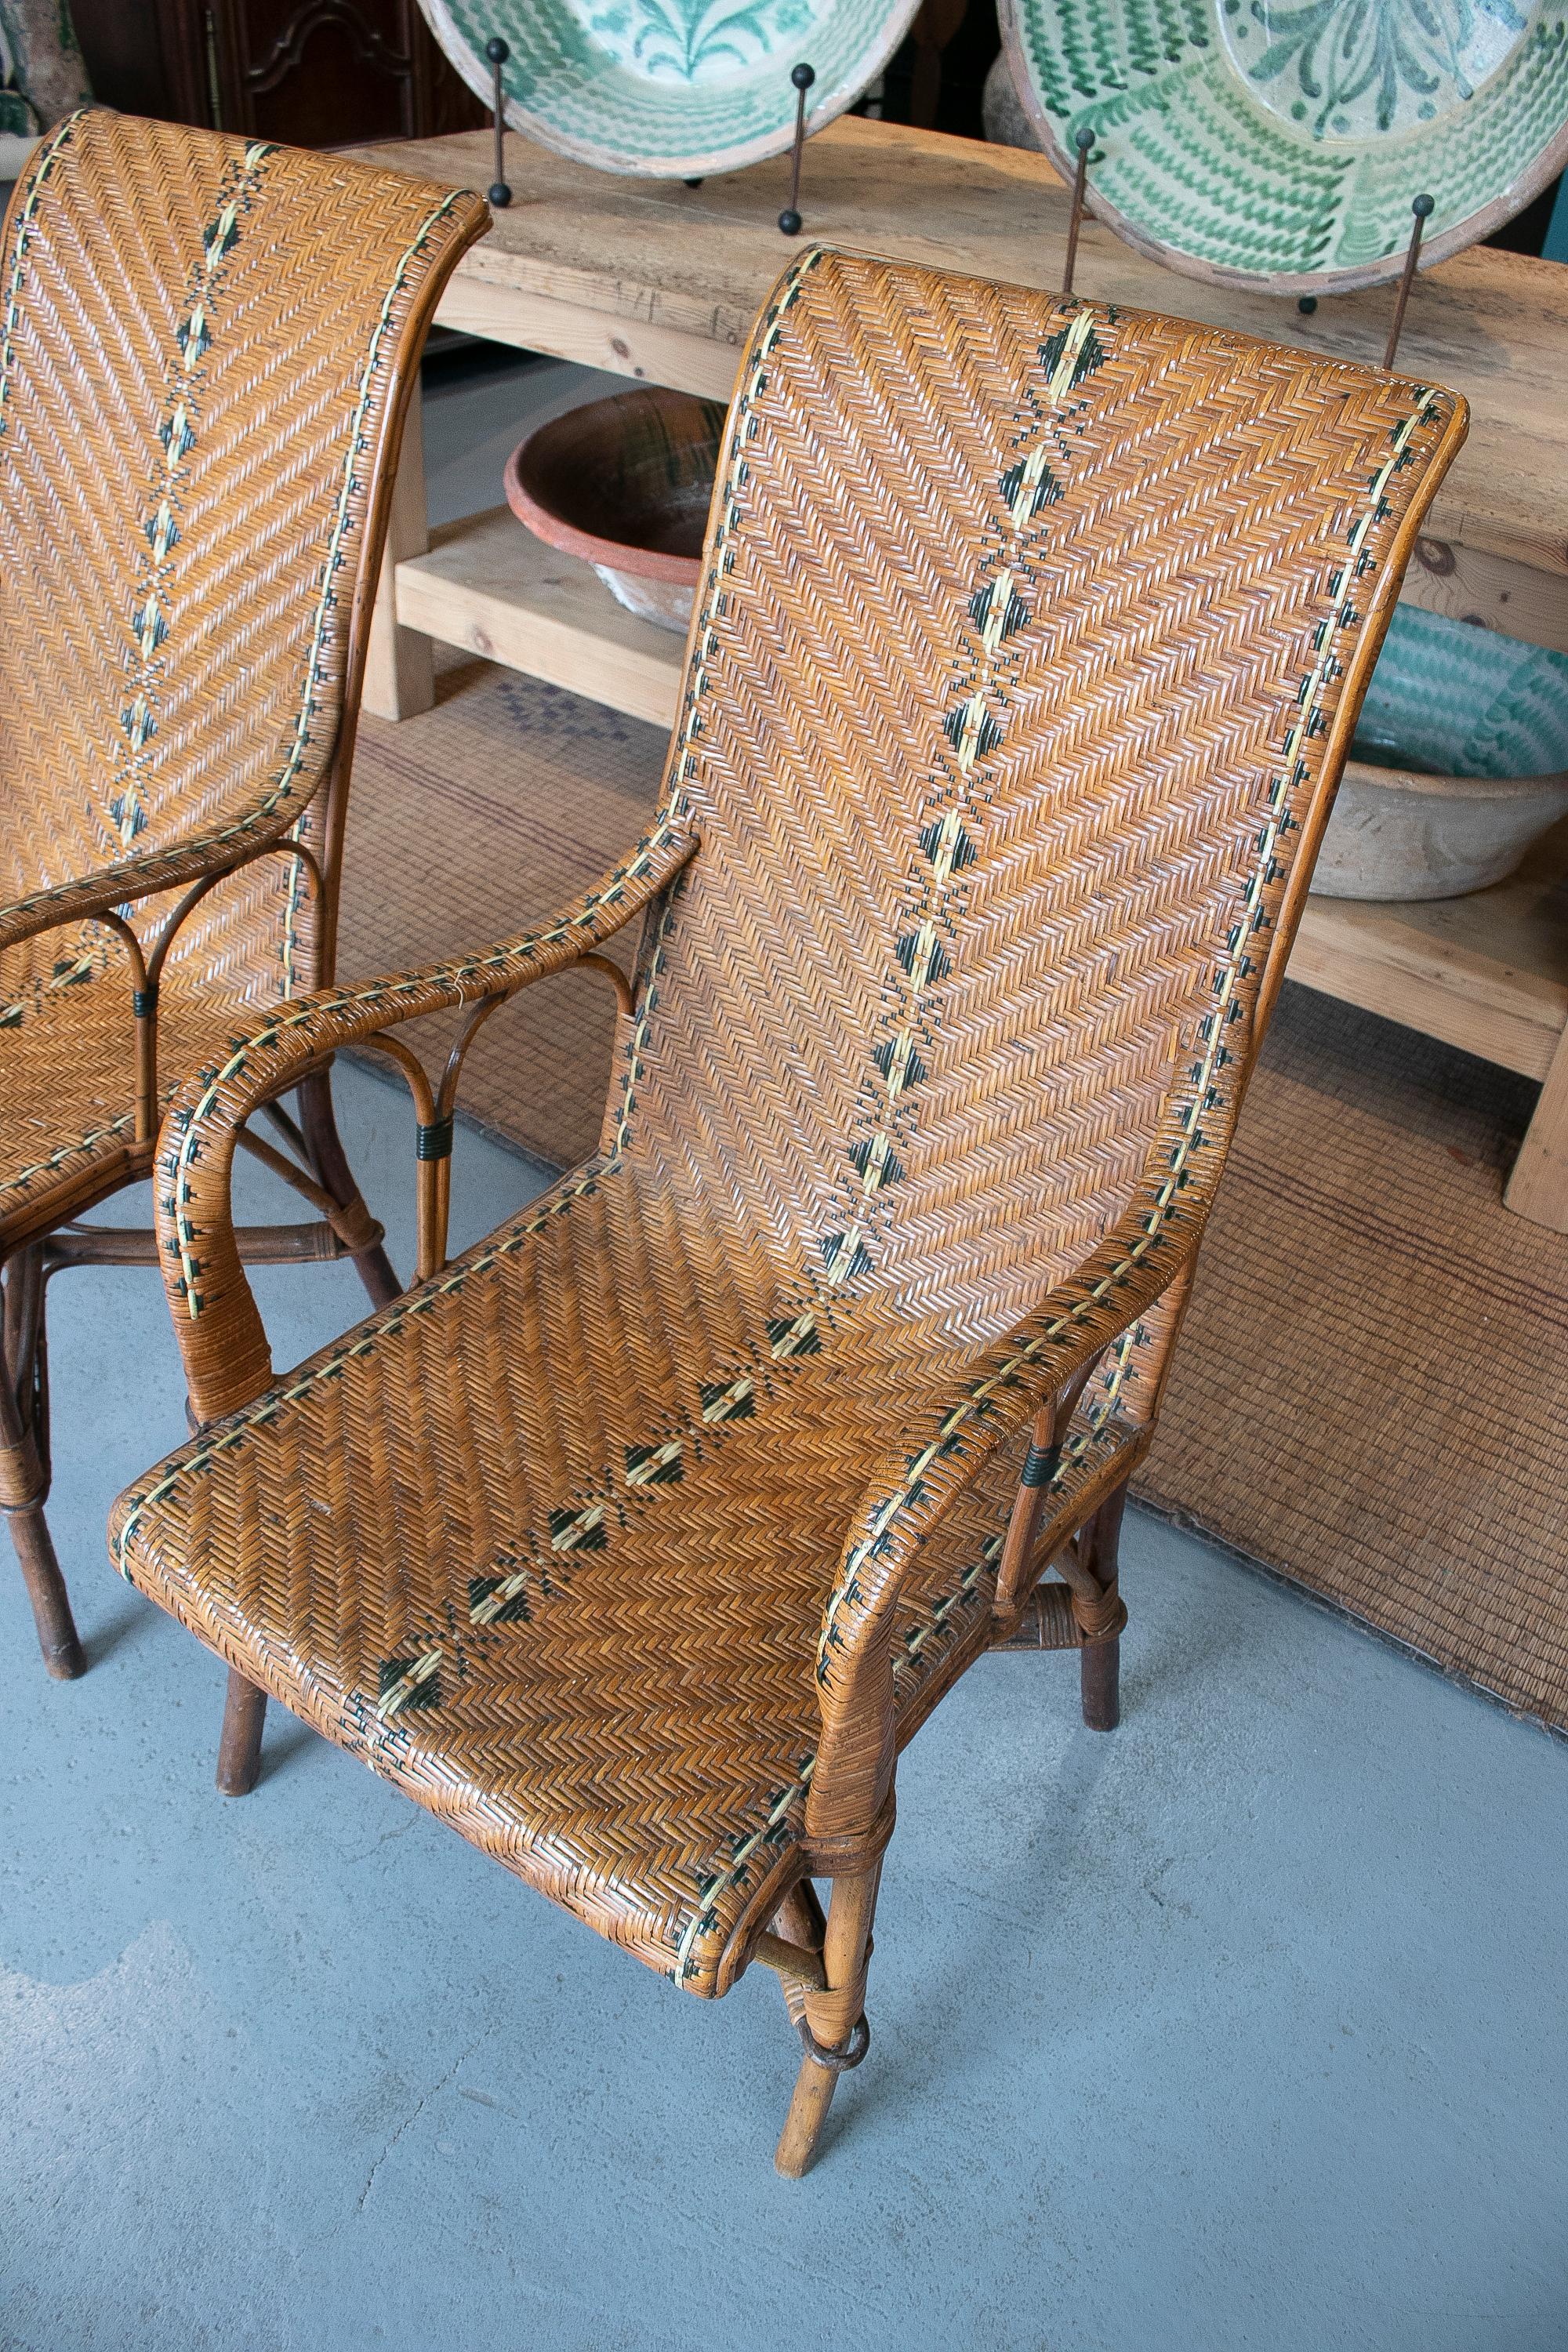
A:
72;0;485;143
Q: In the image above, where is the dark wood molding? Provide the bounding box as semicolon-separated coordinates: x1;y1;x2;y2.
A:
244;2;412;96
72;0;485;143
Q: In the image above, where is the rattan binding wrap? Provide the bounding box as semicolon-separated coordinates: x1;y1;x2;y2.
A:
111;254;1465;2005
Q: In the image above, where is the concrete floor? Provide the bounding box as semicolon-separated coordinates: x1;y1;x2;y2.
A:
422;343;615;533
3;1066;1566;2351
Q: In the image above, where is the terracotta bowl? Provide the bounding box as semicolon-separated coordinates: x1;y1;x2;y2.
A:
503;388;728;636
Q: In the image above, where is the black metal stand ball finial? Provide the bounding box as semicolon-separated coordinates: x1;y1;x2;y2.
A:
1060;123;1094;299
778;61;815;237
486;36;513;209
1382;191;1436;372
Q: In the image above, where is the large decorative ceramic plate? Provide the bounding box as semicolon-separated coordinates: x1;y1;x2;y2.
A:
418;0;921;180
1354;602;1568;781
998;1;1568;293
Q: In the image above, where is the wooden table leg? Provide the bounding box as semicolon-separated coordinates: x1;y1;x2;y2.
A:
1504;1014;1568;1232
363;376;434;721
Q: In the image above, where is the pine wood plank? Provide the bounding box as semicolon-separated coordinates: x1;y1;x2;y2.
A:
394;506;685;730
1290;904;1566;1081
1293;819;1568;1082
1504;1021;1568;1230
363;379;435;721
432;278;740;398
1399;535;1568;662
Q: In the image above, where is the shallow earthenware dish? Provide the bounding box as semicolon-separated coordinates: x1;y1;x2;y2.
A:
1316;604;1568;899
998;0;1568;294
503;387;728;633
416;0;921;179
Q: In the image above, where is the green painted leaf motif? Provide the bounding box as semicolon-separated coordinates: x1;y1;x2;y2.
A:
1221;0;1529;138
1006;0;1568;281
623;0;815;78
1355;603;1568;783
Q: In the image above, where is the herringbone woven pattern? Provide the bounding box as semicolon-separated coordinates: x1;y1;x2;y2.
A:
0;111;486;1232
113;253;1464;1995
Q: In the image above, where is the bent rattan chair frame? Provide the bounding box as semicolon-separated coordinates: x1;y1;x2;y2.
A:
0;112;485;1675
111;252;1465;2173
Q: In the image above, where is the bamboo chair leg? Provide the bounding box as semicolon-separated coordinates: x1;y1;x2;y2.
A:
216;1668;267;1795
6;1494;83;1679
1;1246;83;1679
775;1861;880;2179
1076;1476;1130;1733
294;1066;401;1309
1080;1634;1119;1731
777;2040;840;2179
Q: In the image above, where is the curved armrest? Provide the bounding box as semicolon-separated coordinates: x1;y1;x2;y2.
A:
804;1084;1228;1851
156;815;699;1423
0;776;336;956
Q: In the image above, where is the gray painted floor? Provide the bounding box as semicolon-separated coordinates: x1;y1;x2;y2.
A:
2;1066;1566;2352
423;348;617;532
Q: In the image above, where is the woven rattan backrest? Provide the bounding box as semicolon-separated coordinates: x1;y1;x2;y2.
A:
617;252;1461;1374
0;111;482;1010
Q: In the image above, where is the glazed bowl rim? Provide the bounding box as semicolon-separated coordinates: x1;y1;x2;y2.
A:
502;392;711;586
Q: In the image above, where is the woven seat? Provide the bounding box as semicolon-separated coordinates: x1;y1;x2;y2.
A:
112;1152;1142;1987
2;955;225;1214
2;935;262;1216
111;251;1464;2169
0;111;484;1673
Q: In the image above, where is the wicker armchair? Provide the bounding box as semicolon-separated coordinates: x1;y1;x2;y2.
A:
111;254;1464;2172
0;112;485;1674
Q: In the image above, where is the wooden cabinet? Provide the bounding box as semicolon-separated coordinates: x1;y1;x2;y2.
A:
71;0;484;147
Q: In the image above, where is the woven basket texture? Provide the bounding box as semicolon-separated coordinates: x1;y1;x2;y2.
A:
0;109;484;1232
338;669;1568;1734
112;252;1462;1991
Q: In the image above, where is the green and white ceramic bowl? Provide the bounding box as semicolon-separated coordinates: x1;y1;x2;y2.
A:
417;0;920;180
999;1;1568;293
1317;604;1568;900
